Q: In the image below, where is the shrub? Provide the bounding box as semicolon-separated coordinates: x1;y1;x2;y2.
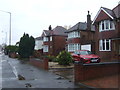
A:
46;55;57;62
57;51;72;65
4;45;19;54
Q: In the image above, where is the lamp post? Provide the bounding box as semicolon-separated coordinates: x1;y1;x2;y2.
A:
0;10;11;45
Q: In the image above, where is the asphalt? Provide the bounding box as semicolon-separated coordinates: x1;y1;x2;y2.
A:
1;54;84;89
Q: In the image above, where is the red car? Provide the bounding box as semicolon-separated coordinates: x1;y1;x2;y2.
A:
71;50;100;63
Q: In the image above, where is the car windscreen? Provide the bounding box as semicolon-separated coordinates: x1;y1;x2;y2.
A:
74;51;92;55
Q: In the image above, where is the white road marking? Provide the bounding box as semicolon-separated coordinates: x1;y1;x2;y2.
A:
8;61;18;79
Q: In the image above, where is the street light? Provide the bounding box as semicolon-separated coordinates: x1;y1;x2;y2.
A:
0;10;11;45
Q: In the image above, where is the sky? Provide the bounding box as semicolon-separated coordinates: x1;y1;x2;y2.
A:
0;0;119;45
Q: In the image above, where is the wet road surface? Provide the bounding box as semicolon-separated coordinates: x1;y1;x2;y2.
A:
1;54;81;88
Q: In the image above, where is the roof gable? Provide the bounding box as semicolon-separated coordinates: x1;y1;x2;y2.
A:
92;7;114;24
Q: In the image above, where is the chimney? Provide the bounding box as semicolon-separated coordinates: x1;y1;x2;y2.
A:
87;11;91;30
49;25;52;30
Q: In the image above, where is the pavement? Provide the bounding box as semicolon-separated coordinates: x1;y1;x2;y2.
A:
49;61;120;89
1;54;85;89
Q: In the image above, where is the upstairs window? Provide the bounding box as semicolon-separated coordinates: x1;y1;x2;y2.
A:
68;31;80;39
99;39;111;51
50;36;52;41
99;20;115;32
43;37;48;42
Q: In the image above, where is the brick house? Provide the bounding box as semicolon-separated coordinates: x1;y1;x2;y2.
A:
41;26;67;56
66;11;95;53
92;4;120;61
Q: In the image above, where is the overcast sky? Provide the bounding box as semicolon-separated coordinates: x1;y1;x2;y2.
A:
0;0;119;45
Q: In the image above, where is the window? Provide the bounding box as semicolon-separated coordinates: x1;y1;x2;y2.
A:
43;37;48;42
99;39;111;51
99;20;115;32
68;31;80;39
68;44;80;52
43;45;48;52
50;36;52;41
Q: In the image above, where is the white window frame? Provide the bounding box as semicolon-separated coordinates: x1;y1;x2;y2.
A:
43;37;48;42
50;36;52;41
99;20;115;32
68;43;80;52
68;31;80;39
43;45;48;52
99;39;111;51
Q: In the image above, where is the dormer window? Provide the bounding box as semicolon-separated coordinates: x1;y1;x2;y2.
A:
99;20;115;32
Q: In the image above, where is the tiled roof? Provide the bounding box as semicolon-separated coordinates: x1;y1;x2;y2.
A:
52;26;67;36
42;26;67;37
35;37;43;40
113;4;120;18
66;22;95;32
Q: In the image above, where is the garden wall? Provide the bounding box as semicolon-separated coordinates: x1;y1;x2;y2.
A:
29;58;48;70
74;62;120;82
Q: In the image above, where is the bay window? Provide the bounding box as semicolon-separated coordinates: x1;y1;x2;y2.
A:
68;43;80;52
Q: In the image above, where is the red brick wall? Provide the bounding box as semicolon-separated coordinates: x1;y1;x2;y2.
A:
29;58;48;70
67;38;81;44
74;62;120;82
43;35;67;56
95;10;111;22
52;35;67;56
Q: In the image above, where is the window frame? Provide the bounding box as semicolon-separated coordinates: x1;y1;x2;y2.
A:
68;43;80;52
68;31;80;39
43;45;48;52
99;39;111;51
43;37;49;42
99;20;115;32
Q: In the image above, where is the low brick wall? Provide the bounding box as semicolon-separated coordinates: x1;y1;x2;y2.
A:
29;58;48;70
74;62;120;82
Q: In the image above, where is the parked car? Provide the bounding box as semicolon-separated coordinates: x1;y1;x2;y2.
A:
71;50;100;63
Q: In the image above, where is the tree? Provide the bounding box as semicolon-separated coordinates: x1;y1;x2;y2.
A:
18;33;35;59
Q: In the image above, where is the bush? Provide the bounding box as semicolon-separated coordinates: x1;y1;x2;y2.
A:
57;51;72;65
46;55;57;62
4;45;19;54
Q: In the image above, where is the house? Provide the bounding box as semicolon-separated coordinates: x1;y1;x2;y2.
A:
66;11;95;53
41;26;67;56
35;37;43;50
92;3;120;61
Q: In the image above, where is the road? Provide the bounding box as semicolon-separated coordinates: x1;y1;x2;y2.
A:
0;54;81;89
